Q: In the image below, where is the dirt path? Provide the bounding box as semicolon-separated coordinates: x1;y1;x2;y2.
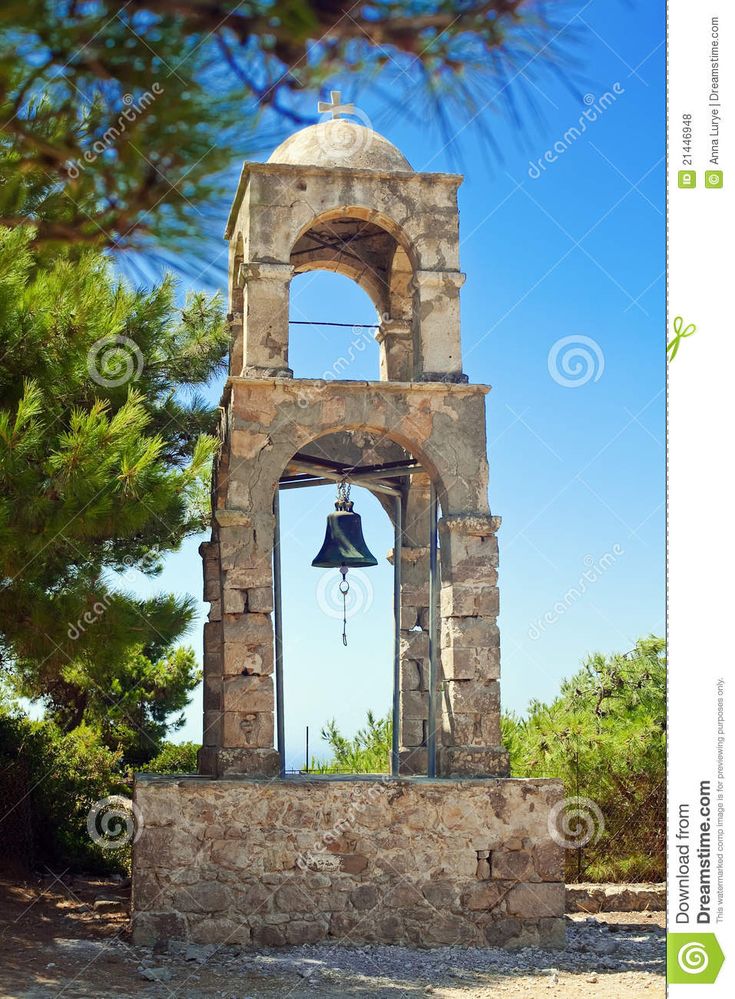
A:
0;877;665;998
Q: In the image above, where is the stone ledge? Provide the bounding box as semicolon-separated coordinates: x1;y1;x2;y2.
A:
225;376;490;396
566;882;666;913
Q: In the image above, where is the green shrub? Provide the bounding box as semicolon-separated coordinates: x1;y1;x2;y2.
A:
0;708;127;873
503;635;665;882
138;740;200;774
311;711;391;773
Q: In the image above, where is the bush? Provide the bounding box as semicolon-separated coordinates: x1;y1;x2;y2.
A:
312;711;391;773
0;708;127;873
503;636;665;882
138;741;200;774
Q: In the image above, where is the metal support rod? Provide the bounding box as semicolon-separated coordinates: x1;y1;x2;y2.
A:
273;490;286;778
427;485;439;778
280;468;402;497
391;494;402;777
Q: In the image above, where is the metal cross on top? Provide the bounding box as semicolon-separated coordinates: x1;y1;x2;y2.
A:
317;90;355;119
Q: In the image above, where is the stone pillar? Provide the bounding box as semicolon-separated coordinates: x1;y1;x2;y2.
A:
397;474;434;773
437;514;508;777
414;269;466;381
398;545;430;773
199;509;279;777
376;318;413;381
240;261;293;377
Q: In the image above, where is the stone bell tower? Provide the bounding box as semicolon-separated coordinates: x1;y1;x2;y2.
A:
132;104;565;952
198;97;508;780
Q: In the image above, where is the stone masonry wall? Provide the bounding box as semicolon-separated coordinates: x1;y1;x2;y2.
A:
132;776;565;950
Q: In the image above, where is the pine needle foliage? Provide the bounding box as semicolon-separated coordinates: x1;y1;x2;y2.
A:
503;635;666;882
0;225;227;739
0;1;579;258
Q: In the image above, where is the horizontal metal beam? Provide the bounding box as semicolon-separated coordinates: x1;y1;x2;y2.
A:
291;453;421;477
279;471;402;498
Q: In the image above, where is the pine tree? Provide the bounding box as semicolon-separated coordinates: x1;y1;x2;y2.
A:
0;225;228;744
0;1;573;257
502;636;666;881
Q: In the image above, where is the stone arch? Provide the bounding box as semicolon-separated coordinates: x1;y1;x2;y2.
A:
272;423;449;518
288;207;419;381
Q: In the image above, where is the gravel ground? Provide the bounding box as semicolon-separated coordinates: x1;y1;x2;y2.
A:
0;877;665;998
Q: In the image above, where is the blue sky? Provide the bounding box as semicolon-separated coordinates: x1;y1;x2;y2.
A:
125;0;665;767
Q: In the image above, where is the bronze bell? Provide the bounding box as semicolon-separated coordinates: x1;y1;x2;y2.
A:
312;482;377;645
311;481;378;569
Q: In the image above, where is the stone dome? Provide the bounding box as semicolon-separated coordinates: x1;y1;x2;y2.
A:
268;120;413;172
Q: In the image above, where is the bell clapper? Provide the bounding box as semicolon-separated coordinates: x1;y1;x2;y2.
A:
339;565;350;646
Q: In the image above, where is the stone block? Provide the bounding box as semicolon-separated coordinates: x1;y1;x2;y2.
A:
283;919;329;945
491;849;535;882
215;747;280;777
400;659;424;691
222;642;273;677
400;689;428;718
398;748;427;774
441;616;499;650
439;746;509;777
247;586;274;613
222;612;273;646
401;718;425;747
203;711;223;747
131;911;187;946
223;588;247;614
350;884;380;911
506;883;565;918
441;584;499;618
444;679;499;716
222;675;274;714
223;711;274;749
400;629;429;659
445;711;500;746
442;646;499;681
533;841;565;882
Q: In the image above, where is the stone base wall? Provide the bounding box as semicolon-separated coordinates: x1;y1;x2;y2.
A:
132;776;565;950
